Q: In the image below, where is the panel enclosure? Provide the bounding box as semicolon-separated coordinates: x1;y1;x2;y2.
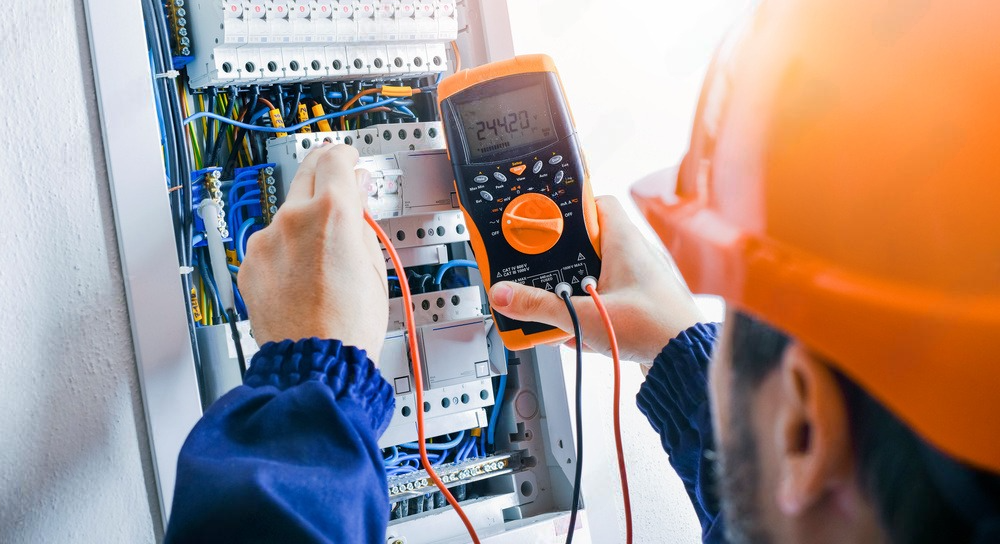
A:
84;0;589;541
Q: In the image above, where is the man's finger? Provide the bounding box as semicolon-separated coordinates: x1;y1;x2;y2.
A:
313;144;361;203
489;282;576;333
284;142;334;203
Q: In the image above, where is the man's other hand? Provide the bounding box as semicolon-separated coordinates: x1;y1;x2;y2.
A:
487;196;704;362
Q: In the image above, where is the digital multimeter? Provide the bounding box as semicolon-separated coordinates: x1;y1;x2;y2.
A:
438;54;601;351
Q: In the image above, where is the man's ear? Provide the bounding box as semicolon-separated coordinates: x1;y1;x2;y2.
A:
773;344;853;515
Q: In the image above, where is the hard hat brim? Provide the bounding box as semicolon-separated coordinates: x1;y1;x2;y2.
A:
632;166;1000;474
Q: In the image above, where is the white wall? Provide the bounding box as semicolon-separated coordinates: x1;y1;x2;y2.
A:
506;1;749;542
0;2;158;542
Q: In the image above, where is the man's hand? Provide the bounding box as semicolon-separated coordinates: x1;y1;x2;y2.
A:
239;144;389;363
487;196;704;362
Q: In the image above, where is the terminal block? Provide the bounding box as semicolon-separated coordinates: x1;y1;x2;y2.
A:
192;168;229;242
256;166;278;225
164;0;194;67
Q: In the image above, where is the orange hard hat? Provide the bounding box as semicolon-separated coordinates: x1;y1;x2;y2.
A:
632;0;1000;473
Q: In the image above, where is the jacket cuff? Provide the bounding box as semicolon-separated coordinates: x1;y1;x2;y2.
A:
244;338;395;435
636;323;720;449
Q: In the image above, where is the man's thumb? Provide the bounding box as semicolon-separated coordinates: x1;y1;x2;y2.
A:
488;282;569;331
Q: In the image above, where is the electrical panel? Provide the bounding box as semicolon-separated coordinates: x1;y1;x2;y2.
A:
88;0;591;541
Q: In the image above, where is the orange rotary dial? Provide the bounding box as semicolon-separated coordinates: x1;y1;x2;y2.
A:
502;193;564;254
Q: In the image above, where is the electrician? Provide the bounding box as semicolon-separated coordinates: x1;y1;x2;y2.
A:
488;1;1000;543
165;1;1000;543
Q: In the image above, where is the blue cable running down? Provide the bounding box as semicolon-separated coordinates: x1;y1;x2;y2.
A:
183;98;400;133
236;218;258;263
487;348;510;446
434;259;479;285
229;192;262;236
455;433;477;463
382;447;400;466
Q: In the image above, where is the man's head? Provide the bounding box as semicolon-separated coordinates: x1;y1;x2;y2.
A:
631;1;1000;540
709;310;996;544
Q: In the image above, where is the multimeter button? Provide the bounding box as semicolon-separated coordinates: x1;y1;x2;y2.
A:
510;164;527;176
494;172;508;182
474;175;489;184
549;155;564;165
554;170;565;184
480;190;494;202
502;193;564;255
532;160;544;174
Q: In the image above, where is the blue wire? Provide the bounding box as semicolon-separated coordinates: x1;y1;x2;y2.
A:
456;433;480;463
236;218;258;263
400;430;465;451
229;193;262;237
227;178;261;235
248;107;270;126
434;259;479;285
395;105;416;118
232;283;247;319
228;264;240;274
183;98;400;133
387;465;419;476
487;351;510;446
232;192;261;209
227;177;260;213
387;276;399;282
383;446;399;466
392;453;444;466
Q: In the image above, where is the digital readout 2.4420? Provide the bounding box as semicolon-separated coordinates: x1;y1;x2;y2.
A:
474;110;530;141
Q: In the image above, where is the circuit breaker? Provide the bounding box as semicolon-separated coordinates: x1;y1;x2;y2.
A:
86;0;591;541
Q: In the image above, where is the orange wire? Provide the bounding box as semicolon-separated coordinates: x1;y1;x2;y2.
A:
450;40;462;73
339;88;421;129
585;284;633;544
340;88;383;129
342;106;393;120
364;210;482;544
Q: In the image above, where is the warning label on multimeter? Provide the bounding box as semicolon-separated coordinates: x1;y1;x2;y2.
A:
526;271;562;291
497;263;530;279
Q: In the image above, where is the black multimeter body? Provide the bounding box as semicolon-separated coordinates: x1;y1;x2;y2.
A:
438;56;602;350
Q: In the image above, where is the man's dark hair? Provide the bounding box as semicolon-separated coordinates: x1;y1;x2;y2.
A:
728;310;988;544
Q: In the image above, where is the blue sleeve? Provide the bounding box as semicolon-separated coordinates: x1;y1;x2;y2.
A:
636;323;726;544
165;338;395;544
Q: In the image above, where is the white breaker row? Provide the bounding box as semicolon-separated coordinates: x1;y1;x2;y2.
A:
184;0;458;88
266;122;466;242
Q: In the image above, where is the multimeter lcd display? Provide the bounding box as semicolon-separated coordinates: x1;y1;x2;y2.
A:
458;83;556;162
